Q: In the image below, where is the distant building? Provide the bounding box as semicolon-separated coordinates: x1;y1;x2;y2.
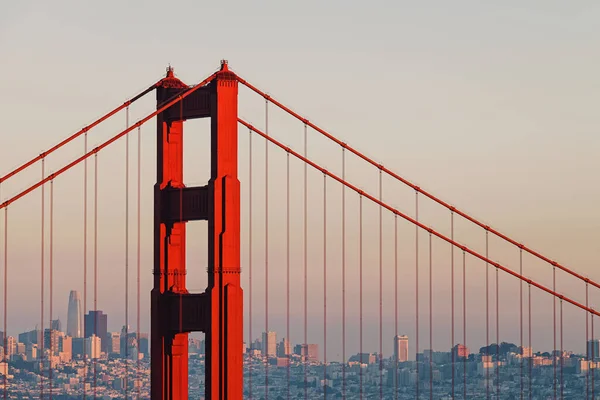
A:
452;344;470;359
85;311;108;353
394;335;409;362
5;336;16;359
72;337;85;358
262;332;277;357
107;332;120;354
67;290;83;338
44;329;61;355
85;335;101;359
138;333;149;357
51;319;62;332
349;352;376;365
26;344;37;361
588;339;600;360
59;336;72;362
295;344;319;362
277;338;291;357
18;329;41;346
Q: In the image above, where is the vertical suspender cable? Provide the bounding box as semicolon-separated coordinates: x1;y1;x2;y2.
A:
93;153;98;400
528;283;532;400
586;283;589;400
415;191;419;400
136;125;141;399
451;212;455;400
520;249;524;400
125;106;129;397
83;133;88;400
303;123;308;400
121;107;130;394
341;148;346;399
41;158;45;399
429;233;433;400
554;266;557;400
286;150;290;400
394;214;398;400
560;299;563;400
49;178;54;399
496;253;499;397
359;194;363;400
248;127;253;400
593;311;595;399
323;174;327;400
463;251;466;400
3;207;7;400
378;168;383;400
485;230;489;400
264;99;269;400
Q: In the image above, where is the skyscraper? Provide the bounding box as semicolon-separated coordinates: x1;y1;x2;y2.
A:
67;291;82;338
85;311;108;353
394;335;409;362
262;331;277;357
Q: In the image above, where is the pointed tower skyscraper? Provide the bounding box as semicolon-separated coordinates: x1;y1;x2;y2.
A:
67;290;82;338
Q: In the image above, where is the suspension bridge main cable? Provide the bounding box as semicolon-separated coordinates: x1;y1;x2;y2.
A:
0;84;158;186
0;73;217;211
236;77;600;293
240;120;600;317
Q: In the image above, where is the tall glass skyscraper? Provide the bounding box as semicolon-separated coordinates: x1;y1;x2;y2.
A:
67;290;82;338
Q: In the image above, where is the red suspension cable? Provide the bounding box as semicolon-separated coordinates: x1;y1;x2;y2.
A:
264;99;269;400
125;106;130;397
49;178;54;399
240;120;600;317
286;150;290;400
554;266;557;400
378;169;383;400
485;230;489;399
40;159;45;399
248;127;253;400
496;257;499;397
463;250;467;400
560;299;564;400
0;74;217;212
429;232;433;400
235;76;600;293
520;249;524;400
0;84;156;186
3;206;7;400
528;283;532;400
415;190;420;399
394;214;398;400
359;194;363;400
303;123;308;400
323;173;327;399
586;283;589;400
83;133;88;400
136;125;141;399
451;212;455;399
93;153;98;399
341;148;347;399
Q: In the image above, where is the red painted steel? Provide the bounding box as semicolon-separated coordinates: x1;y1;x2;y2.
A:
205;61;243;400
240;119;600;318
236;76;600;292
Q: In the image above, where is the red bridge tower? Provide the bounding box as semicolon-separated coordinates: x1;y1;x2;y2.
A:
151;60;243;399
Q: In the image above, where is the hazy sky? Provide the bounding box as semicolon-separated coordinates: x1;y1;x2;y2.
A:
1;1;599;361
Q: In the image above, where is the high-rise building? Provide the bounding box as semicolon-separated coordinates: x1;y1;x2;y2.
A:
588;339;600;360
85;311;108;353
18;329;41;346
67;291;83;338
277;337;291;357
44;329;61;355
85;335;101;359
51;319;62;332
452;344;469;359
59;336;72;361
294;344;319;362
107;332;120;354
262;331;277;357
394;335;409;362
5;336;16;359
138;333;149;357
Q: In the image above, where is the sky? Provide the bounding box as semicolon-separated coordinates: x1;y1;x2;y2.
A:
0;0;599;361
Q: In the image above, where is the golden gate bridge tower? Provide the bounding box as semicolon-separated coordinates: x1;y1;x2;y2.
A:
152;60;242;399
